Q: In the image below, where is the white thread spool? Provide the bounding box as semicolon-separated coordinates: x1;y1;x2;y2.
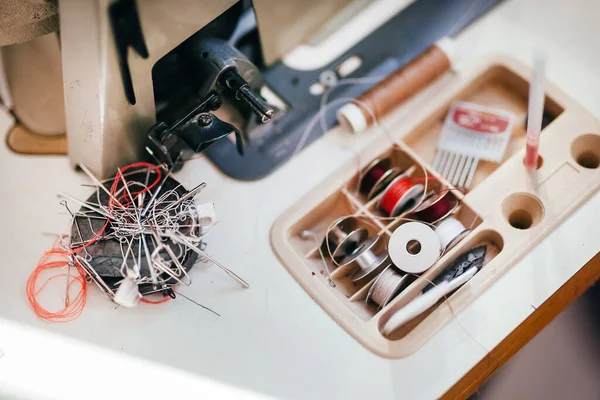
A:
339;234;379;267
355;249;379;270
367;266;411;307
388;222;442;274
435;217;470;251
351;251;389;283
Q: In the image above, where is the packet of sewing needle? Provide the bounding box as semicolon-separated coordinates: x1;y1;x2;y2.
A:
437;101;516;162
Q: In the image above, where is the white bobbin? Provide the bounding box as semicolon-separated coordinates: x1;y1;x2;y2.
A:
388;222;442;274
435;216;470;251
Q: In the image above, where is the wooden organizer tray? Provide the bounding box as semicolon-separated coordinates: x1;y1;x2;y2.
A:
270;55;600;358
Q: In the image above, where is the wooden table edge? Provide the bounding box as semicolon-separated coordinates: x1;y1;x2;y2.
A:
441;251;600;400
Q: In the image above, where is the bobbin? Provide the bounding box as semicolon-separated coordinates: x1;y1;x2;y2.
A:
435;216;471;252
359;157;403;200
388;221;442;274
350;249;389;283
368;167;403;201
321;217;368;262
378;174;425;217
411;190;458;224
338;233;380;267
366;265;411;307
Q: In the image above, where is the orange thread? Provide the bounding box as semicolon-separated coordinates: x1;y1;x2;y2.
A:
141;295;171;304
27;163;165;321
26;248;87;322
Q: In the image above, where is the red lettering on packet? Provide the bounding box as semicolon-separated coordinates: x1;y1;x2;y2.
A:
453;106;510;134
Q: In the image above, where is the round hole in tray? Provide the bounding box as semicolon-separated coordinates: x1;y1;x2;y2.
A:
508;209;533;229
406;239;421;255
523;155;543;169
571;134;600;169
502;193;544;230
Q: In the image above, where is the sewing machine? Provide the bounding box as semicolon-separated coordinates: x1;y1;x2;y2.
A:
60;0;501;179
2;1;600;399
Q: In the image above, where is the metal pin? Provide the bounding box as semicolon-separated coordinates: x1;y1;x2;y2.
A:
140;162;178;218
176;292;220;316
169;232;249;288
79;164;128;210
464;157;479;189
141;234;159;286
458;156;473;188
58;193;114;220
61;200;93;260
162;183;207;213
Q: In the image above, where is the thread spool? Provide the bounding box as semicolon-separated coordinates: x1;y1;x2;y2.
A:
366;265;411;307
360;158;390;194
379;175;424;217
337;37;457;133
321;217;368;261
359;158;404;201
435;216;470;251
411;191;457;223
388;221;442;274
350;250;389;283
338;234;380;267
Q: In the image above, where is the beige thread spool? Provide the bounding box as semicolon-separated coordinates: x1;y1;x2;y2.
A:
337;37;457;133
366;265;411;308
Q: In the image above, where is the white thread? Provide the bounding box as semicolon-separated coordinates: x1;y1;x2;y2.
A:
435;217;468;250
368;266;409;308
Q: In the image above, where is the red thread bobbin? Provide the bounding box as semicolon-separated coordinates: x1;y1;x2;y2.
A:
379;175;424;217
412;191;457;223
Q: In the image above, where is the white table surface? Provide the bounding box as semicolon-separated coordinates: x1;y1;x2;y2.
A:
1;0;600;399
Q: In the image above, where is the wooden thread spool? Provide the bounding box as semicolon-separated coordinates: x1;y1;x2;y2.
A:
379;175;424;217
367;265;411;308
435;216;470;252
337;37;457;133
321;217;368;262
359;157;403;200
411;191;457;223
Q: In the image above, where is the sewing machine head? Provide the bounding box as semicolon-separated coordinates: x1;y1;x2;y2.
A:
60;0;501;180
61;0;354;178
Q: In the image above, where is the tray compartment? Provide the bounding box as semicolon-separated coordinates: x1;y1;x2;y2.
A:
403;64;565;190
377;228;504;341
270;56;600;358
